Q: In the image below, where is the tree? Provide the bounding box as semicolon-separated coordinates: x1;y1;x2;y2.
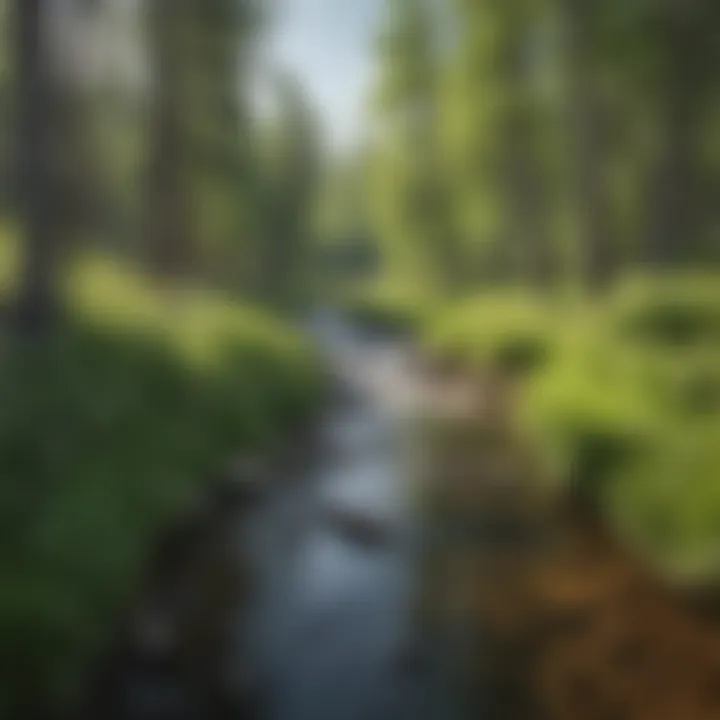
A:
186;0;260;285
257;72;321;310
12;0;59;332
369;0;460;296
145;0;197;278
637;0;720;267
0;0;11;212
12;0;105;332
559;0;616;289
447;0;558;286
145;0;260;282
557;0;720;273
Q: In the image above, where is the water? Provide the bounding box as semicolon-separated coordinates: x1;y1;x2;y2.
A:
242;311;459;720
108;311;462;720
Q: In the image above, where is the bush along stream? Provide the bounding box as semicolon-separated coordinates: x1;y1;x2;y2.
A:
0;249;323;720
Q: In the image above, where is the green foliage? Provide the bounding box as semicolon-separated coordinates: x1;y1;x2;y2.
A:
343;281;431;334
520;325;660;502
366;0;720;293
610;274;720;348
523;291;720;584
426;280;720;587
0;236;320;714
607;425;720;585
424;292;556;375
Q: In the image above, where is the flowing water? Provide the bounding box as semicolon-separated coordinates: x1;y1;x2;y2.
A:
241;311;460;720
99;311;462;720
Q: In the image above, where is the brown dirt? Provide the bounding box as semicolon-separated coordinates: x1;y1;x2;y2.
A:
418;389;720;720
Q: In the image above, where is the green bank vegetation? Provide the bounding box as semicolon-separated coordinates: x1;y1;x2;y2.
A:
426;279;720;588
0;0;323;713
0;227;320;711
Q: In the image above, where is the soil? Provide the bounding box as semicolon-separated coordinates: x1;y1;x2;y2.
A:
421;399;720;720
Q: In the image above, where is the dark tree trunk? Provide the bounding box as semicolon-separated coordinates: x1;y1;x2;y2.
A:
503;101;555;287
145;0;196;279
645;102;700;268
12;0;60;334
643;11;706;268
562;0;615;291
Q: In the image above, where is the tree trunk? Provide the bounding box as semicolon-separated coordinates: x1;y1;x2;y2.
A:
562;0;614;291
145;0;196;279
503;97;555;287
12;0;60;334
643;12;705;268
645;102;700;268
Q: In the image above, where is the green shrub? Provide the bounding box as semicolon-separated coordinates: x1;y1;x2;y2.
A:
522;282;720;585
425;276;720;587
425;293;556;376
610;274;720;348
520;333;660;507
607;426;720;586
343;282;430;334
0;242;321;715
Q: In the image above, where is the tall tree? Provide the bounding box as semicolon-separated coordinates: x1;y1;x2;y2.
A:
448;0;559;286
369;0;459;296
559;0;616;288
187;0;259;285
0;0;11;212
145;0;196;278
12;0;58;332
145;0;259;282
12;0;101;332
638;0;720;267
561;0;720;272
257;72;321;310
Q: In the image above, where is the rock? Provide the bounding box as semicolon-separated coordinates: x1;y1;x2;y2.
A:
210;457;269;512
326;505;395;548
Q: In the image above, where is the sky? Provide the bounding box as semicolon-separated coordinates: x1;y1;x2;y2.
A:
268;0;384;151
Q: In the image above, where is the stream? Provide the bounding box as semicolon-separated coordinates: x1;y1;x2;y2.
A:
100;311;464;720
241;310;462;720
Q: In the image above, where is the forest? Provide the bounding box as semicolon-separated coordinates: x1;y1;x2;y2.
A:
1;0;720;718
363;0;720;584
